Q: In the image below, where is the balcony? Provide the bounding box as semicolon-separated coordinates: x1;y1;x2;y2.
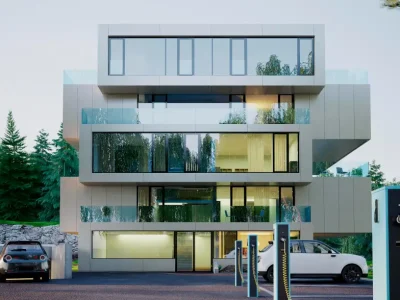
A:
82;107;310;125
313;161;369;177
80;205;311;223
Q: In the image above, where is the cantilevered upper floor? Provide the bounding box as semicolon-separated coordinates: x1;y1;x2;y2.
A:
97;24;325;94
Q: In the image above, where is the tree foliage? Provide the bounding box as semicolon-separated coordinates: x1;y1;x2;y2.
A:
369;160;385;191
382;0;400;8
0;112;37;220
37;124;79;221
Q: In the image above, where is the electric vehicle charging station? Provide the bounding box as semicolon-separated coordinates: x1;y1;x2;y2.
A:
247;234;259;298
372;186;400;300
274;223;291;300
234;235;259;297
235;240;244;287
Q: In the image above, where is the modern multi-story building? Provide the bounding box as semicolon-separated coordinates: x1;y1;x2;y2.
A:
61;24;372;272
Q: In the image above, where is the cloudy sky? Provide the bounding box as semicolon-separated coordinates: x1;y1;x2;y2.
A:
0;0;399;179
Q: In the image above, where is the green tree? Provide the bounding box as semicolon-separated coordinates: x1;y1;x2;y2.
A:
31;130;52;201
37;124;79;221
382;0;400;8
0;111;36;220
369;160;385;191
256;55;282;75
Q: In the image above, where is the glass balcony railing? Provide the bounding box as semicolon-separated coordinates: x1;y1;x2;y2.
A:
82;107;310;125
80;205;311;223
325;70;368;84
64;70;97;85
313;162;369;177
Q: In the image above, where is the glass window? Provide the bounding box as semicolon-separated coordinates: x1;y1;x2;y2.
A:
93;133;298;173
274;134;288;172
185;134;199;172
247;187;278;222
231;39;246;75
303;242;334;254
279;95;293;109
125;38;165;76
138;187;149;206
281;187;294;206
212;39;230;75
217;187;230;222
299;38;314;75
290;241;302;253
232;187;245;206
178;39;193;75
153;134;166;172
168;133;184;172
238;231;274;257
195;38;212;75
109;39;124;75
92;231;174;258
214;231;236;258
288;133;299;172
247;38;297;76
166;38;178;75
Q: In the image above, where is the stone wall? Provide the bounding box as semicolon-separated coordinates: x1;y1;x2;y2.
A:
0;225;78;258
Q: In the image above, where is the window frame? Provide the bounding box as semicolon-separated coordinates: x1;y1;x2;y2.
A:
177;38;194;76
108;38;125;76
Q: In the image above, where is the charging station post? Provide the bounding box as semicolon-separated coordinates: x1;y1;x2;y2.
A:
247;234;259;298
372;186;400;300
235;240;244;287
274;223;291;300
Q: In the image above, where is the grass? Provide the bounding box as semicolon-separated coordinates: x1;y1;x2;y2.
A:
367;260;373;279
0;220;59;227
72;259;78;272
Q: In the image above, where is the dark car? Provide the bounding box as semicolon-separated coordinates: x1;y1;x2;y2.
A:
0;241;50;282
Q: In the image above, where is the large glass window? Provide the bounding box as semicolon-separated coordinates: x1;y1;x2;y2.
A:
299;38;314;75
214;231;236;258
195;38;212;75
231;39;246;75
93;133;298;173
92;231;174;258
274;134;288;172
108;37;314;76
178;39;193;75
247;38;298;76
109;39;124;75
212;39;230;75
125;39;165;76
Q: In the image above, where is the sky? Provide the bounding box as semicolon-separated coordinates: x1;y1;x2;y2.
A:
0;0;399;179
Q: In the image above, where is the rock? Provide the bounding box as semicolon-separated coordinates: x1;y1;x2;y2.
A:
0;224;78;259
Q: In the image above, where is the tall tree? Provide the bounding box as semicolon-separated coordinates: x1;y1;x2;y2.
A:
37;124;79;221
369;160;385;191
0;111;36;220
31;130;52;201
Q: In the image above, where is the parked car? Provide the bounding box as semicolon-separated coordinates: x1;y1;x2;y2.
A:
258;240;368;283
0;241;50;282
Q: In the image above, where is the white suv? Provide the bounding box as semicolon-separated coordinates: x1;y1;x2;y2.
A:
258;240;369;283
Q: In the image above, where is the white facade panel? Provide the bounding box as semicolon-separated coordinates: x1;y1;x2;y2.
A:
323;178;339;233
339;85;355;139
324;85;340;139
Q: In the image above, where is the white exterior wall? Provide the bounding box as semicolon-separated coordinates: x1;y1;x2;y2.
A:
295;177;372;234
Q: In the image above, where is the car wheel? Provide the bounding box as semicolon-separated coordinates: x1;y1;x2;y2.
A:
0;275;6;283
42;274;50;282
341;264;361;284
263;266;274;283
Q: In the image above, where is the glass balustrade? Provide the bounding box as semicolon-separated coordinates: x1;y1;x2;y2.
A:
82;107;310;125
80;205;311;223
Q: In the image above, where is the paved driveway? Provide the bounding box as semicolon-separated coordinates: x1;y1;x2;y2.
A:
0;273;373;300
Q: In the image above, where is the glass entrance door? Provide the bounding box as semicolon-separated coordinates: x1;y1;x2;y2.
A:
195;232;212;271
176;232;212;272
176;232;193;272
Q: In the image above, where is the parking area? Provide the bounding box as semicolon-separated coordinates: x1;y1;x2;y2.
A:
0;273;372;300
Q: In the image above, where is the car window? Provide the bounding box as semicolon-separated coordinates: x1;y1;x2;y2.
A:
303;242;333;254
290;241;302;253
260;244;273;252
5;244;42;252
